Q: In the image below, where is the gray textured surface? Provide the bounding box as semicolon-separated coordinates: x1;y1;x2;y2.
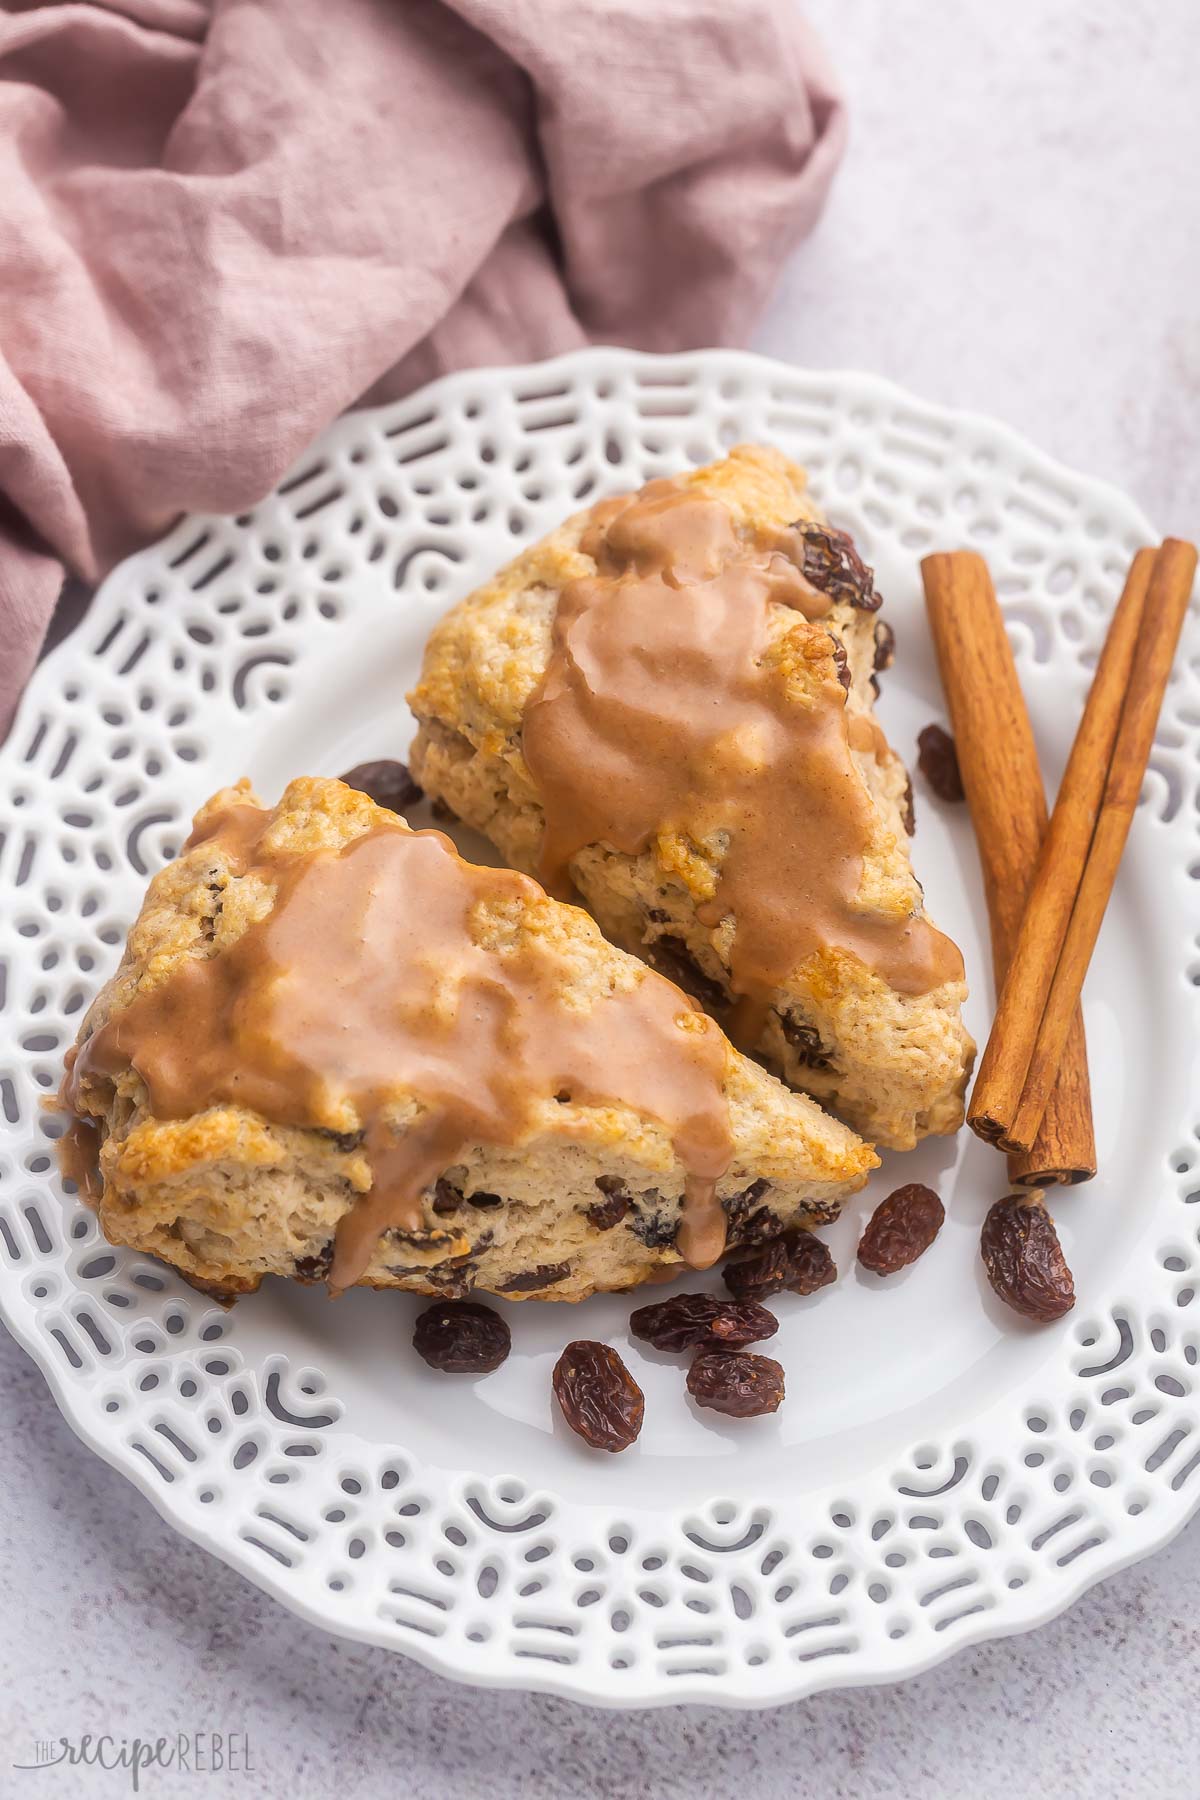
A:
4;2;1198;1794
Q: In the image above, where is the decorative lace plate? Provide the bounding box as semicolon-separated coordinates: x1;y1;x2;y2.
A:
1;349;1197;1709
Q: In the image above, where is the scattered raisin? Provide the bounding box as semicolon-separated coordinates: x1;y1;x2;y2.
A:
873;618;896;672
785;1229;838;1296
723;1237;791;1301
644;935;729;1013
829;635;851;692
553;1341;644;1452
413;1299;511;1372
781;1016;832;1070
338;758;423;814
687;1349;785;1417
629;1292;778;1353
498;1261;572;1293
793;520;880;611
916;724;965;803
464;1188;502;1209
723;1228;836;1301
981;1197;1075;1322
858;1183;945;1275
587;1176;630;1231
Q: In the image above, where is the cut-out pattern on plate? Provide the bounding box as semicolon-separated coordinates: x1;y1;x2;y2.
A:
0;350;1197;1708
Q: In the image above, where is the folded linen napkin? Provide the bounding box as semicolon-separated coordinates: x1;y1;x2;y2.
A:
0;0;844;729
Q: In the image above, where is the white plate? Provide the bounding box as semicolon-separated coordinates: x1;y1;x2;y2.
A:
1;349;1197;1709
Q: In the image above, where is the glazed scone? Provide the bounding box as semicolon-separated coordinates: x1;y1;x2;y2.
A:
408;445;974;1149
59;778;876;1302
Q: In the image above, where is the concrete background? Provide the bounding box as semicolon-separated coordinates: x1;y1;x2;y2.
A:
3;3;1197;1795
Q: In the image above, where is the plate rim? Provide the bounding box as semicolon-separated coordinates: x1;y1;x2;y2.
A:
2;343;1196;1709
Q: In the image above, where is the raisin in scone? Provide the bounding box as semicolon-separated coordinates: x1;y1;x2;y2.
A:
408;444;974;1149
59;778;876;1302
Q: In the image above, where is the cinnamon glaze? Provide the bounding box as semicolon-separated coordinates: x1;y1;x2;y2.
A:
63;807;736;1286
523;480;963;1042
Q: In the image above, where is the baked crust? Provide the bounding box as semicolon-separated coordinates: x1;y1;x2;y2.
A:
63;777;876;1301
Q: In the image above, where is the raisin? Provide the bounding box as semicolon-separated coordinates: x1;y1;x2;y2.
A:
429;1173;500;1216
858;1183;945;1275
316;1127;366;1152
781;1016;832;1070
829;635;851;692
916;724;965;803
722;1237;792;1301
627;1197;678;1249
431;1177;462;1216
587;1176;630;1230
338;758;423;814
294;1244;333;1283
785;1229;838;1296
723;1228;835;1301
413;1299;511;1373
687;1349;785;1417
725;1177;770;1216
794;520;880;611
386;1224;449;1249
390;1257;476;1298
873;618;896;672
724;1179;785;1248
731;1206;785;1248
428;1273;472;1299
630;1291;778;1353
553;1341;644;1452
644;935;729;1013
981;1197;1075;1322
901;773;916;836
498;1261;572;1292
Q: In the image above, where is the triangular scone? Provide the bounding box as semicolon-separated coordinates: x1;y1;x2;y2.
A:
60;778;876;1302
408;444;975;1149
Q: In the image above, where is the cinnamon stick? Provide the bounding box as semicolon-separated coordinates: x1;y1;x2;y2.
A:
1003;538;1198;1149
966;548;1154;1148
921;551;1095;1185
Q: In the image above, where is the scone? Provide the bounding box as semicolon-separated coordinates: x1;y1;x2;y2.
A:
59;777;876;1302
408;444;974;1149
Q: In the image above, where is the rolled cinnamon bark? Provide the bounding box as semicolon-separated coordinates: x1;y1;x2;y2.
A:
966;548;1154;1151
1003;538;1198;1150
921;550;1095;1185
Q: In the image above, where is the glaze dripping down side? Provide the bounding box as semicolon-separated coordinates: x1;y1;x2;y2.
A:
63;805;736;1287
522;478;964;1042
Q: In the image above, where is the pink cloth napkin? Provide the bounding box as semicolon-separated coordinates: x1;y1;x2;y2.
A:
0;0;845;731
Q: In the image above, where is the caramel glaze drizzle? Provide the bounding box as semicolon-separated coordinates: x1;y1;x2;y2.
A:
522;480;964;1046
63;806;736;1288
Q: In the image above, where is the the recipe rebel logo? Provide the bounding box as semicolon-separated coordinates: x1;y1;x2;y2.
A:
13;1732;255;1790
